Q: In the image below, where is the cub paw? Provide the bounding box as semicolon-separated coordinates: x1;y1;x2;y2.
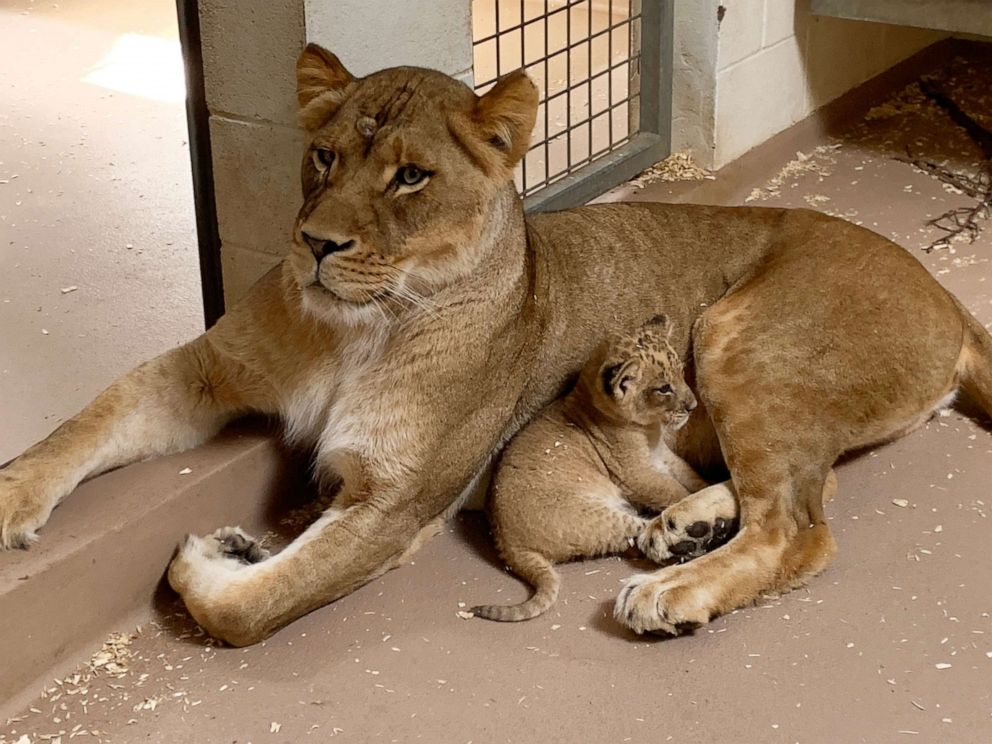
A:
637;482;738;563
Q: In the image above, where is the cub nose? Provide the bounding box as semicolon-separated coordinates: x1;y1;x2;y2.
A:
302;232;355;261
684;393;698;412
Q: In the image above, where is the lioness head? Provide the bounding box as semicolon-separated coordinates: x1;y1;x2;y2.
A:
288;45;539;324
588;315;698;429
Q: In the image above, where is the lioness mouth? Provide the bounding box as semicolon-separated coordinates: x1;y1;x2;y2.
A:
308;280;379;307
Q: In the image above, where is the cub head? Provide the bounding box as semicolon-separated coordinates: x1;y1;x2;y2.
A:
288;44;539;324
589;315;697;429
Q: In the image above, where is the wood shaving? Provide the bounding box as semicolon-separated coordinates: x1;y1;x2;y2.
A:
746;144;841;202
864;82;926;121
131;696;162;712
88;632;135;678
628;151;713;189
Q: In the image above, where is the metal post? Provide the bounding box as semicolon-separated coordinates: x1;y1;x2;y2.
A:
175;0;225;327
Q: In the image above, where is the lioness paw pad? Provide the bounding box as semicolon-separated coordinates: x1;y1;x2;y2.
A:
637;485;739;563
212;526;270;564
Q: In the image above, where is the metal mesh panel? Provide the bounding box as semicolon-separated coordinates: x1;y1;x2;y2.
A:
472;0;643;198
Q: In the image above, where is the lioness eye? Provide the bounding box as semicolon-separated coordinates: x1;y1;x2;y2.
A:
654;384;674;396
312;148;335;171
396;164;428;187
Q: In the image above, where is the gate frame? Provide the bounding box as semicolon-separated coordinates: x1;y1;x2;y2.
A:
522;0;675;213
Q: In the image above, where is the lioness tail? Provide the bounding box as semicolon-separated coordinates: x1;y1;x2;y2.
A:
958;301;992;421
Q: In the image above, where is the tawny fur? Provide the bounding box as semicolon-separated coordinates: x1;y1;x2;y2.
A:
1;45;991;645
473;316;706;622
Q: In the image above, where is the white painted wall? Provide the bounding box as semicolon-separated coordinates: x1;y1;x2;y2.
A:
712;0;944;167
304;0;472;81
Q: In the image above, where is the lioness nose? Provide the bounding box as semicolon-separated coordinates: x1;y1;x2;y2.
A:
302;232;355;260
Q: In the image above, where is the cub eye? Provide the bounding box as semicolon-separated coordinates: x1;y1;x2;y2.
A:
396;164;429;187
654;384;674;396
312;148;335;172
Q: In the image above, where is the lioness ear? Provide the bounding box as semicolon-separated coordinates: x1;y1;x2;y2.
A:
473;70;539;170
602;358;642;402
296;43;355;130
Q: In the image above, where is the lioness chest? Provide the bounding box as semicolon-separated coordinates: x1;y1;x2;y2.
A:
279;330;418;485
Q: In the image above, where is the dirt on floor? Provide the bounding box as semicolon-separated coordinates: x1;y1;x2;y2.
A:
4;45;992;744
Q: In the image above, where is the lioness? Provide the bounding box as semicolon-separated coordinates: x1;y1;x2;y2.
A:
1;45;990;645
473;315;708;622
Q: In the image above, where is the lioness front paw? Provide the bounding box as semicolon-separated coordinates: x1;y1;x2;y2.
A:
614;566;711;635
0;470;54;550
167;526;269;647
637;482;738;563
168;527;267;594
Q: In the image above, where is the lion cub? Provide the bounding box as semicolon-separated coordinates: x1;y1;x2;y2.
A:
472;315;707;622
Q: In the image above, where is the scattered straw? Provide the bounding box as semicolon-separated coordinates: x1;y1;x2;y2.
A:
745;144;841;202
88;632;135;678
629;151;713;189
864;81;927;121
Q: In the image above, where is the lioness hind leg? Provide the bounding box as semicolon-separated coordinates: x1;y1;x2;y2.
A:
616;229;967;636
616;462;836;635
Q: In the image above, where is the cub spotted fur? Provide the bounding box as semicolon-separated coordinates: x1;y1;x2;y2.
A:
473;316;707;622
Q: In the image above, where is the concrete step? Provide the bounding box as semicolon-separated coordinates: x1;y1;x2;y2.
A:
0;422;303;720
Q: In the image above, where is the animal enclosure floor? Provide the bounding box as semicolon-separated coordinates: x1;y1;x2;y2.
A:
0;0;201;464
4;44;992;744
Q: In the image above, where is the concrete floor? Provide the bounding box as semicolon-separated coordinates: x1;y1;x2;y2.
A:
4;42;992;744
0;0;201;464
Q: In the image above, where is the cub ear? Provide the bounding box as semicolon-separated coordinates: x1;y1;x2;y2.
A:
602;358;642;402
646;313;672;338
473;70;539;171
296;44;355;130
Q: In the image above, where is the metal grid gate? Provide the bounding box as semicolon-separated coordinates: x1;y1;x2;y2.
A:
472;0;673;211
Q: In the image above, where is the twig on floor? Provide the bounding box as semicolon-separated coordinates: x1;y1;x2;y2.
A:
919;78;992;160
894;152;987;200
893;79;992;252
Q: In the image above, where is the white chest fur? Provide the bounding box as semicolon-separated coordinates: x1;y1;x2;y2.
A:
647;428;676;474
281;327;388;450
